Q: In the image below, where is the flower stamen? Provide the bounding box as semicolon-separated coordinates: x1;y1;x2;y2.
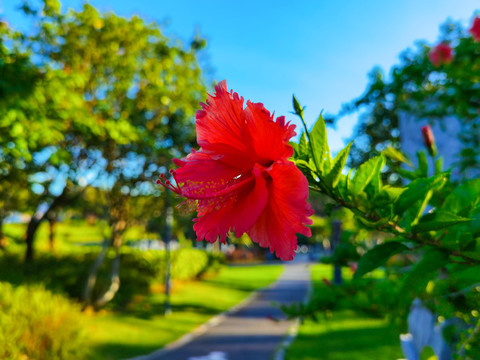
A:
156;172;182;194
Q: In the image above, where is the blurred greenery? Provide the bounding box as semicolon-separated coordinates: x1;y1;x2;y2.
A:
293;70;480;356
286;264;403;360
0;233;228;310
83;264;284;360
342;18;480;182
0;261;283;360
0;0;207;272
1;0;479;358
0;0;209;312
0;282;86;360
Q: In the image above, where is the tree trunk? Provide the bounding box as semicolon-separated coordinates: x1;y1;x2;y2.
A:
92;245;120;309
0;217;7;250
87;227;124;310
47;215;56;252
82;240;109;310
24;186;69;262
83;193;127;310
25;217;41;262
163;195;173;315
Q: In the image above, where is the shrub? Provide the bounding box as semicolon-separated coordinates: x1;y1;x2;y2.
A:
171;248;209;281
0;282;86;360
200;251;226;277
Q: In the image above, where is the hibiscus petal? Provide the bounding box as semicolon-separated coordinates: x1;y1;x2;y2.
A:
194;170;268;244
247;161;313;261
200;143;256;171
244;101;295;165
174;151;241;184
196;80;249;154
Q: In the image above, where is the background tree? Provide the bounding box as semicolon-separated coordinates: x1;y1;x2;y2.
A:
0;18;88;255
0;0;207;306
341;19;480;182
16;0;206;306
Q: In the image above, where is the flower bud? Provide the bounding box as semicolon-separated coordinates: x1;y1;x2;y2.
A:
421;125;437;157
292;95;303;117
428;43;453;67
470;17;480;42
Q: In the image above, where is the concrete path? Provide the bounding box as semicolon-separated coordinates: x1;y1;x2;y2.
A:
137;258;311;360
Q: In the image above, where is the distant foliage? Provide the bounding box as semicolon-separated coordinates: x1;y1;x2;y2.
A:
0;247;225;308
343;16;480;180
172;248;209;281
0;282;86;360
291;93;480;357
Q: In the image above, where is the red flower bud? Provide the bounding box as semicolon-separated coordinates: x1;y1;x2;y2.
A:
428;43;453;67
421;125;436;157
470;17;480;41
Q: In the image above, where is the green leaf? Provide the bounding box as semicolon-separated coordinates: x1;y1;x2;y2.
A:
434;157;443;174
370;154;386;194
299;132;308;158
410;190;433;227
290;141;299;156
442;178;480;215
325;141;352;188
310;113;327;175
355;242;407;278
346;168;353;194
451;266;480;283
293;158;315;172
351;155;383;196
396;167;419;181
375;186;405;204
412;211;472;233
337;170;352;201
457;251;480;262
394;175;447;215
416;151;428;177
382;146;413;167
401;248;448;298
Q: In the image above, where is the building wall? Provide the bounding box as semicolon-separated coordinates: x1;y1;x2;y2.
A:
399;112;465;179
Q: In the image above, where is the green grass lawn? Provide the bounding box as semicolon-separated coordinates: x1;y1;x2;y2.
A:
84;264;284;360
4;220;156;254
286;264;404;360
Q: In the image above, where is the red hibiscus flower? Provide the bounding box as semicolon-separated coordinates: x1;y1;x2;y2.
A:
470;16;480;41
159;81;313;260
428;43;453;67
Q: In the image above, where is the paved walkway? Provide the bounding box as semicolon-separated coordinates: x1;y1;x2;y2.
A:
136;258;311;360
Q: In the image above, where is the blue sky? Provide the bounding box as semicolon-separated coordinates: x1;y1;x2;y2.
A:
1;0;479;153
